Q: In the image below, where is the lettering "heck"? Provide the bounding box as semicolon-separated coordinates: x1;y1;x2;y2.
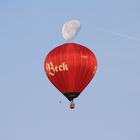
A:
45;62;68;76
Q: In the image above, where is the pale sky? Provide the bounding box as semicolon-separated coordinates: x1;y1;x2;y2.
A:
0;0;140;140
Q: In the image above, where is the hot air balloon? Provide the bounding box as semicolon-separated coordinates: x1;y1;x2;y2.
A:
44;43;97;109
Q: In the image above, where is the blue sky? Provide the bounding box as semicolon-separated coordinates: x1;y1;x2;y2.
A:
0;0;140;140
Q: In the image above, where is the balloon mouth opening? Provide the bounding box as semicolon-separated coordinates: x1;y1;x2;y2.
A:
63;92;80;101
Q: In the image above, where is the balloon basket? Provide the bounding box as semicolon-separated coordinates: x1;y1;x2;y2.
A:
70;101;75;109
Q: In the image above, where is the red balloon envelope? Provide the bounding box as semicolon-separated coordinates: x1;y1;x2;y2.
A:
44;43;97;106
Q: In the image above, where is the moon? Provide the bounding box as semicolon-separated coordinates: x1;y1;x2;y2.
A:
61;20;81;40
